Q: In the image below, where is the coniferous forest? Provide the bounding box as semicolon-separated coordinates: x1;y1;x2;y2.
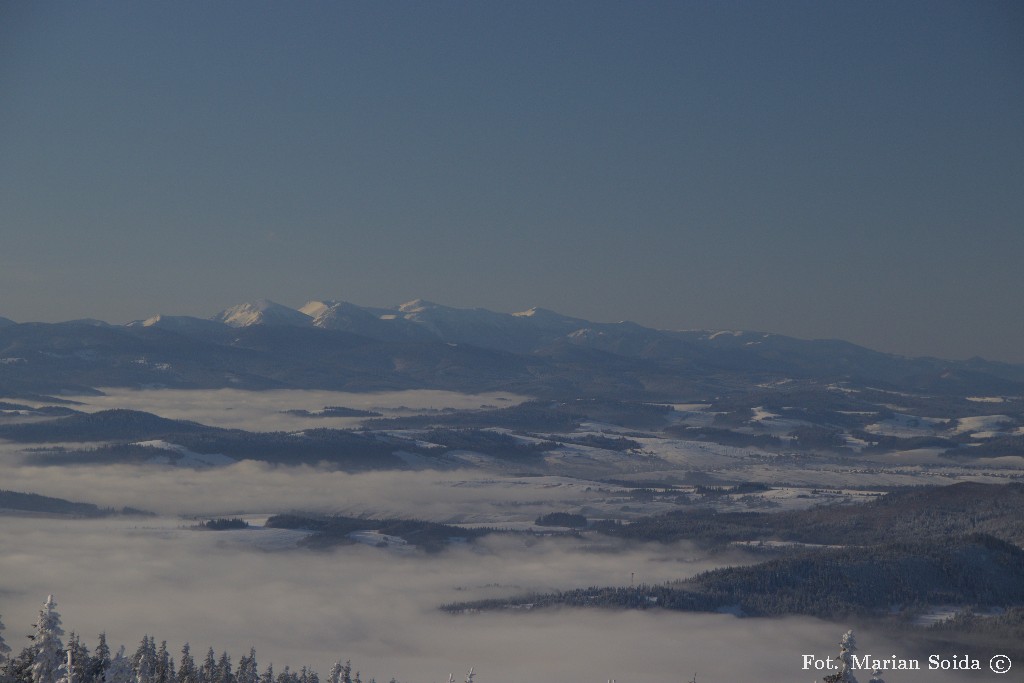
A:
0;597;405;683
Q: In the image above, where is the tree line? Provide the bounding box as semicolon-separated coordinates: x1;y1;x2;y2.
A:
0;597;385;683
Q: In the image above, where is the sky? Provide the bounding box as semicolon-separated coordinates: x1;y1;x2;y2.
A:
1;1;1022;363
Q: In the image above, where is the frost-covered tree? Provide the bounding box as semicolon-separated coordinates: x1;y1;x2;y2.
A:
200;650;216;683
234;649;257;683
155;642;171;683
32;596;66;683
132;637;157;683
90;634;111;683
256;664;272;683
215;653;232;683
104;649;134;683
838;630;859;683
176;645;195;683
0;612;11;664
274;666;296;683
823;630;859;683
868;670;885;683
66;634;91;683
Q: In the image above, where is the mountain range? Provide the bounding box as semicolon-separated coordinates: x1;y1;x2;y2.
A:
1;298;1023;401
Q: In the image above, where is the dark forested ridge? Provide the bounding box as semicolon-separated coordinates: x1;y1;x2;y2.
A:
593;482;1024;547
266;514;490;552
444;534;1024;619
443;482;1024;650
0;489;149;517
0;409;210;443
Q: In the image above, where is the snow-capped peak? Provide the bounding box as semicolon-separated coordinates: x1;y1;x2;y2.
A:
397;299;442;314
299;300;337;319
212;299;312;328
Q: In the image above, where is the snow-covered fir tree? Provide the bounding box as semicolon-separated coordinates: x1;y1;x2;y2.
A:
66;634;91;683
31;596;66;683
215;652;232;683
89;634;111;683
200;649;216;683
155;642;172;683
823;630;860;683
176;645;196;683
235;649;257;683
328;662;351;683
0;612;11;664
132;637;157;683
104;648;134;683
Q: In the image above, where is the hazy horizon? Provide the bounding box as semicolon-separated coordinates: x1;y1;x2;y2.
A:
3;1;1022;363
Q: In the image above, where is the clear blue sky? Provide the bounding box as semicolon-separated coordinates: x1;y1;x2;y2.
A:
2;1;1022;362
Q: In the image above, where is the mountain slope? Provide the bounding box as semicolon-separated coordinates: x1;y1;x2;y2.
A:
212;299;313;327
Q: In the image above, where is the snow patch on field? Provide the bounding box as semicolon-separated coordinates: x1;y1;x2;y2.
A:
750;406;780;422
954;415;1015;435
864;413;946;437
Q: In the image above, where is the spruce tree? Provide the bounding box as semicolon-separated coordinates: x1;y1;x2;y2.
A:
215;653;232;683
837;630;859;683
31;596;66;683
176;646;195;683
155;643;170;683
234;649;256;683
90;634;111;683
824;630;860;683
104;649;133;683
200;650;216;683
0;613;11;665
66;634;90;683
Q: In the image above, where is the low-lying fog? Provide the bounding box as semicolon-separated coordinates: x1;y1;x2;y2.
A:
54;388;529;431
0;459;968;683
0;461;612;520
0;389;979;681
0;513;963;683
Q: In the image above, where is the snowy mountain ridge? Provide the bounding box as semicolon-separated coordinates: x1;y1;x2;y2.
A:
211;299;313;328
